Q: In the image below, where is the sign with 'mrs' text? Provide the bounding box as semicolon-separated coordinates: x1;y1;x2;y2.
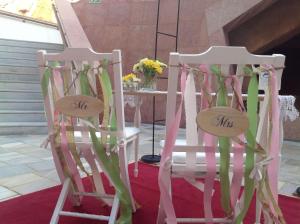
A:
196;107;249;137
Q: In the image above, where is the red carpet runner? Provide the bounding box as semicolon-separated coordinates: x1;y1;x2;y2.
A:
0;163;299;223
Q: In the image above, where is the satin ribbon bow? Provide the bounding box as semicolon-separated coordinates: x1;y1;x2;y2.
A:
40;131;56;149
249;156;273;181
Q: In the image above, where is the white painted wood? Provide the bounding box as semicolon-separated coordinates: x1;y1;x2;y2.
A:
53;0;91;47
184;70;198;167
159;46;285;223
50;178;71;224
59;211;110;221
108;195;120;224
41;48;112;62
165;52;180;132
169;46;285;88
176;218;232;223
113;49;125;134
38;47;137;223
119;144;136;212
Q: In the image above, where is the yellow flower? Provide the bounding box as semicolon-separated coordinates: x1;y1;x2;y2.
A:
133;63;140;73
123;73;140;83
143;59;156;68
133;58;167;76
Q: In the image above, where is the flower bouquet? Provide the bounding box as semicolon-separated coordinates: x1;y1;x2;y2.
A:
133;58;167;90
122;73;141;91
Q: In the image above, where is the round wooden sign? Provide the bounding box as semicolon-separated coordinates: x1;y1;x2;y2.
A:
196;106;249;137
55;95;103;118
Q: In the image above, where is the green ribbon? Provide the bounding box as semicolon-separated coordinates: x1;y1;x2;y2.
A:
235;66;258;223
211;65;232;215
42;61;133;223
41;67;52;97
80;61;132;224
41;62;60;97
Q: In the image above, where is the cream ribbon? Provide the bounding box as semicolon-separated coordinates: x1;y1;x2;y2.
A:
40;131;56;149
249;156;273;181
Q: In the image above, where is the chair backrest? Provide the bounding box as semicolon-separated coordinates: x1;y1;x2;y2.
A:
37;48;133;223
166;46;285;147
38;48;125;136
161;46;286;223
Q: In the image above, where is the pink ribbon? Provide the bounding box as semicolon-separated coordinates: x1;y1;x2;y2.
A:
225;75;245;210
158;65;187;223
199;65;216;223
266;65;280;204
61;120;84;191
52;68;84;194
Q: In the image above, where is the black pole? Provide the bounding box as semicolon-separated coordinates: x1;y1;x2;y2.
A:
175;0;181;51
154;0;161;60
152;95;155;156
141;0;162;164
141;0;180;164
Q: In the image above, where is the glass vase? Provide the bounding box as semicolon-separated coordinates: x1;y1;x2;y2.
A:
142;76;156;91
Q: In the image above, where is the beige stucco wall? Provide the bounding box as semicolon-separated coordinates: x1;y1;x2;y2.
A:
72;0;299;140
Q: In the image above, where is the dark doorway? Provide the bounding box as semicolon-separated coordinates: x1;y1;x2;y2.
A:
265;33;300;96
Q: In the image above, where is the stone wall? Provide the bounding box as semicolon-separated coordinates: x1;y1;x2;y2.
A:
71;0;300;140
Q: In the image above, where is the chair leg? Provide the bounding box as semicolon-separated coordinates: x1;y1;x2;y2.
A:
50;178;71;224
119;144;137;212
156;199;167;224
108;195;120;224
134;136;139;177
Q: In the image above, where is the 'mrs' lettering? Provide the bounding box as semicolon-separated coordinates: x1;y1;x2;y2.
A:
215;115;233;128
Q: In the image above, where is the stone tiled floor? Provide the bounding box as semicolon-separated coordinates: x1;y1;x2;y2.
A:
0;124;300;202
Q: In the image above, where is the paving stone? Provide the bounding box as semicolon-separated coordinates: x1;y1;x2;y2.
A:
0;147;14;154
279;182;299;196
0;186;18;201
0;173;43;188
0;165;33;179
36;170;60;183
0;161;7;168
5;156;41;165
12;178;59;195
0;142;24;148
0;152;27;162
26;160;55;172
24;150;52;159
0;125;299;197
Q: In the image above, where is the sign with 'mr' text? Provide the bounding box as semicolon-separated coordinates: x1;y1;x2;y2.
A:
55;95;103;118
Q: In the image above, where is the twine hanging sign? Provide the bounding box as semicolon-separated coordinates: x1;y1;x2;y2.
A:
55;95;103;118
196;106;249;137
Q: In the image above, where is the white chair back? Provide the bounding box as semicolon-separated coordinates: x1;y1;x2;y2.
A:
158;46;285;224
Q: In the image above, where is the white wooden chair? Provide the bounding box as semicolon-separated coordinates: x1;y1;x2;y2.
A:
157;46;285;223
37;48;138;223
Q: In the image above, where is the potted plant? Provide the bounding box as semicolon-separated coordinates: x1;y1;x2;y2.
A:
133;58;167;90
122;73;141;91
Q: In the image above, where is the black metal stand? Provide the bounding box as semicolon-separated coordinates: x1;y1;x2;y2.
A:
141;0;181;164
141;96;161;163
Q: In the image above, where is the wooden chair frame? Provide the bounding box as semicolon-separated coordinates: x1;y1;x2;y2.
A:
157;46;285;223
37;48;138;223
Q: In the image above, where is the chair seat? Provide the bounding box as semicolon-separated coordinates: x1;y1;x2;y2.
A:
160;139;245;164
124;127;140;139
74;126;140;142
